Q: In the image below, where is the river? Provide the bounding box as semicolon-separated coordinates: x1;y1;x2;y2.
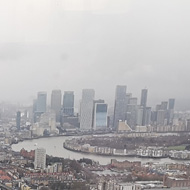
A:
11;136;190;165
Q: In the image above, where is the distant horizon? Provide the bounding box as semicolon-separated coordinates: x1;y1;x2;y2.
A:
0;86;188;112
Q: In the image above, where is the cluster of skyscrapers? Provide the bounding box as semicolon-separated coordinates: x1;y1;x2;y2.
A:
32;89;108;131
113;85;175;130
31;85;175;132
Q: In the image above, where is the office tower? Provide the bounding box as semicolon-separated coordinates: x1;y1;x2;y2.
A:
126;103;137;129
167;98;175;125
129;97;138;105
51;90;62;122
63;91;74;116
36;92;47;113
34;148;46;170
33;99;37;113
156;104;161;111
160;101;168;110
168;99;175;110
144;107;151;126
126;93;132;105
93;103;108;131
140;89;149;126
16;111;21;130
156;110;165;126
140;89;148;107
113;85;127;129
136;106;143;126
151;111;157;125
80;89;95;130
92;99;105;127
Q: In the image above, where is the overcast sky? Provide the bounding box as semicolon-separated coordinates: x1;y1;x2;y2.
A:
0;0;190;110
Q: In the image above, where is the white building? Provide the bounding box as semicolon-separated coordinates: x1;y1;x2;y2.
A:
80;89;95;130
34;148;46;170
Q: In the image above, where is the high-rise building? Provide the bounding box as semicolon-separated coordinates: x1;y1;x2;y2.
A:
160;101;168;110
140;89;148;107
34;148;46;170
80;89;95;130
167;98;175;125
16;111;21;130
113;85;127;129
136;106;143;126
51;90;62;122
93;103;108;131
168;99;175;110
126;104;137;129
63;91;74;116
36;92;47;113
157;110;165;126
140;89;149;126
144;107;151;126
129;97;138;105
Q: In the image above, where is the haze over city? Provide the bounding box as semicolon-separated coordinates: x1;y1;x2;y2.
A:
0;0;190;110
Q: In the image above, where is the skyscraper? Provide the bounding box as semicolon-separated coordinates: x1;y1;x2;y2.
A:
113;85;127;129
157;110;165;126
80;89;95;130
34;148;46;170
93;103;108;131
144;107;151;126
16;111;21;130
136;106;143;126
51;90;62;122
168;99;175;110
140;89;148;107
140;89;150;126
63;91;74;116
36;92;47;113
168;98;175;124
160;101;168;110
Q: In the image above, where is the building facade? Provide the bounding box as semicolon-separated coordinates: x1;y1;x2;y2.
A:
63;91;74;116
51;90;62;122
34;148;46;170
93;103;108;131
80;89;95;130
113;85;127;130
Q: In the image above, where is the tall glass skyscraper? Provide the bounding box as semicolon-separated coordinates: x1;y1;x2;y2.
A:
36;92;47;113
63;91;74;116
140;89;148;107
113;85;127;129
93;103;108;131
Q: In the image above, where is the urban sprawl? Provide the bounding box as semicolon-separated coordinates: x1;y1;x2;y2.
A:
0;86;190;189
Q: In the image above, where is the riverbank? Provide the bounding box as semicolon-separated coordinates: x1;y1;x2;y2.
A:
63;138;190;161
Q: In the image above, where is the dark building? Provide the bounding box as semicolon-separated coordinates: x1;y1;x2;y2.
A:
63;91;74;116
140;89;148;107
113;85;127;129
16;111;21;130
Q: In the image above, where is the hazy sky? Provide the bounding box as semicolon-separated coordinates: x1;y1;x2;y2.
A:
0;0;190;110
